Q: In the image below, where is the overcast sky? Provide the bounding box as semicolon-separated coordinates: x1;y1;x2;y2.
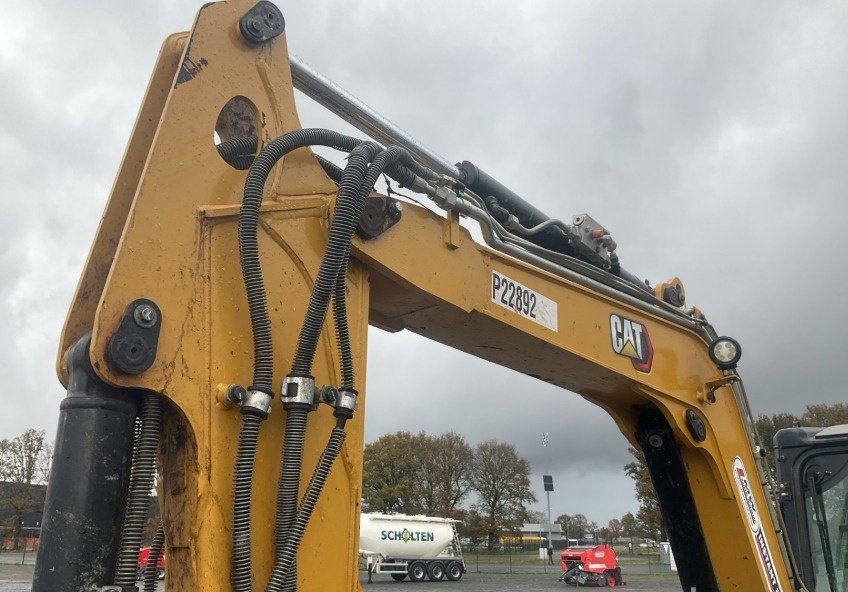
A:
1;0;847;527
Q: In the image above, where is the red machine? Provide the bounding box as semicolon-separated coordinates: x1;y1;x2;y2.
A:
559;544;624;587
137;546;166;580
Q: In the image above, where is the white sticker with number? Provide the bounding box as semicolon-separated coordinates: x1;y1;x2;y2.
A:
491;270;558;331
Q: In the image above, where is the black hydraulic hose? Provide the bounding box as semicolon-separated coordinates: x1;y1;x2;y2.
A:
143;524;165;592
458;160;652;293
271;147;411;592
315;154;344;184
269;423;347;592
457;160;580;258
270;407;309;592
113;393;162;587
231;412;263;592
239;128;362;393
332;273;355;389
270;144;377;592
331;146;410;390
232;129;365;592
217;136;259;170
288;142;380;377
484;195;510;223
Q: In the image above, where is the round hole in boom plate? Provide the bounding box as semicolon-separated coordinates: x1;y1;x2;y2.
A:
214;96;259;170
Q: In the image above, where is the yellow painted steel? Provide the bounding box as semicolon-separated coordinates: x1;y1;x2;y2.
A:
58;1;795;591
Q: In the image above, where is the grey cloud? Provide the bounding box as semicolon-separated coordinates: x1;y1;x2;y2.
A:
2;0;848;525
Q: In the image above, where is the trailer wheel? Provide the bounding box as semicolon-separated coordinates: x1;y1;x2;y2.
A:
427;561;445;581
391;573;407;581
408;561;427;582
446;561;464;581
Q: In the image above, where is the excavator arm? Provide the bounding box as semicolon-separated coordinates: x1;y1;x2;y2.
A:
34;2;802;591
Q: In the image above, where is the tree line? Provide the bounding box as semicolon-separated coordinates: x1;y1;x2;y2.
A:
362;431;536;549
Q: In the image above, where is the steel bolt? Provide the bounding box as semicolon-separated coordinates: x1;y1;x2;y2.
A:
226;385;247;405
133;304;158;328
648;434;664;449
387;200;403;217
320;386;338;406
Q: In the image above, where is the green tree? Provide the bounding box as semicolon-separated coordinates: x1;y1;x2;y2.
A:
607;518;622;543
801;403;848;426
556;513;588;542
423;432;473;517
362;431;473;516
624;447;665;540
470;440;536;550
755;403;848;468
362;431;422;513
754;412;797;467
620;512;637;541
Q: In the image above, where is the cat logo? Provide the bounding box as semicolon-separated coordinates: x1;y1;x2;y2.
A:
610;314;653;372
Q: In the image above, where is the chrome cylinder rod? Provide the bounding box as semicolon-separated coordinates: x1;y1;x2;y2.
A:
290;55;461;178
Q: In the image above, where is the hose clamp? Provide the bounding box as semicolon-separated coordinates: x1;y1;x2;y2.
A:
241;389;272;417
336;388;357;413
281;375;318;409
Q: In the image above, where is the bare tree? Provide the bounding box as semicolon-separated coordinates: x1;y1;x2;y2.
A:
0;429;52;545
469;440;536;550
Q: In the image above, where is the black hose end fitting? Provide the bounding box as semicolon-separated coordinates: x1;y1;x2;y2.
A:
484;196;510;223
240;405;269;420
456;161;479;186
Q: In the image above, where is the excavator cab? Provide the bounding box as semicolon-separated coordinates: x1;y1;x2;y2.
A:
775;426;848;592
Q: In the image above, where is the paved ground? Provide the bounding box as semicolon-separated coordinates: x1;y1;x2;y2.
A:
359;571;683;591
0;563;683;591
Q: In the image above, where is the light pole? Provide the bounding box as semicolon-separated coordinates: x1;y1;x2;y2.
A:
541;432;553;559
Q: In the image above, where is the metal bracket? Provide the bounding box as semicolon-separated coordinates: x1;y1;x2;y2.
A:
281;375;317;409
242;389;272;417
239;1;285;45
697;375;739;404
356;195;403;239
106;299;162;375
336;388;357;413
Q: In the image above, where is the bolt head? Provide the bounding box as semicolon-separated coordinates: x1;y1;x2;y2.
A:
226;385;247;405
133;304;158;328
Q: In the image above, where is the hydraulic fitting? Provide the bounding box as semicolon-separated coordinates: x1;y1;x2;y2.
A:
333;388;358;419
281;375;318;410
241;389;272;418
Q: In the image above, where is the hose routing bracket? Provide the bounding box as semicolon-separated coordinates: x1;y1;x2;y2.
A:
333;388;358;419
241;389;273;418
281;375;318;410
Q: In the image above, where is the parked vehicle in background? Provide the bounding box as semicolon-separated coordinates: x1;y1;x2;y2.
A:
359;513;466;582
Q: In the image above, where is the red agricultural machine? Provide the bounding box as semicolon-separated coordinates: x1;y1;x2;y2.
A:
137;545;166;581
559;544;624;587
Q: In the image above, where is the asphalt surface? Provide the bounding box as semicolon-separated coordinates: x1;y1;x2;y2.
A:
0;563;683;592
359;571;683;591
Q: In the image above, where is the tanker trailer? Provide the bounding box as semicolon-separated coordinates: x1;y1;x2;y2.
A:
359;513;466;582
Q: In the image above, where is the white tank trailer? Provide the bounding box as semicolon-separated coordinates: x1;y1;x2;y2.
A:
359;513;466;582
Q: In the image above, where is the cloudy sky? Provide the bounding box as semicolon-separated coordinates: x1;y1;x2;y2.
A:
2;0;847;527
